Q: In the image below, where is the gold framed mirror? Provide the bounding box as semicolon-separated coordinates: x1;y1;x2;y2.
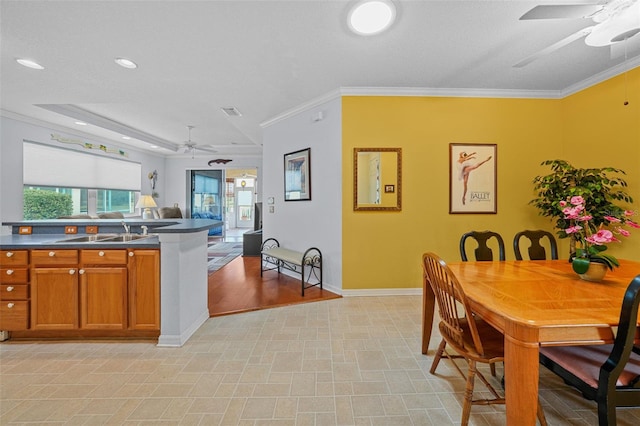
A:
354;148;402;211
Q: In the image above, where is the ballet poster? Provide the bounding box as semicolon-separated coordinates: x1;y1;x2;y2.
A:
449;143;497;214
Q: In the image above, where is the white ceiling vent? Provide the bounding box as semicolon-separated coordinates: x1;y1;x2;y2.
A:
221;107;242;117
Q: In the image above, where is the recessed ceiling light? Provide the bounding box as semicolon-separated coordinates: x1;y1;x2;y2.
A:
149;145;159;149
16;58;44;70
348;0;396;36
75;121;88;126
122;136;131;140
114;57;138;69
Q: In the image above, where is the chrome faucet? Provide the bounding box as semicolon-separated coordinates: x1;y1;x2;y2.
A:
141;225;148;236
121;221;130;235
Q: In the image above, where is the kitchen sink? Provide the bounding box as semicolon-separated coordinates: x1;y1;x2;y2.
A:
101;234;150;242
54;234;150;243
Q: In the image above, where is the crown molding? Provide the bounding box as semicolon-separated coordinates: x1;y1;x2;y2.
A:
561;57;640;97
338;86;562;99
260;89;343;128
262;61;640;126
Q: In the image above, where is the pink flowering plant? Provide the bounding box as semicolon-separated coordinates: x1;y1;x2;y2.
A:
560;195;639;273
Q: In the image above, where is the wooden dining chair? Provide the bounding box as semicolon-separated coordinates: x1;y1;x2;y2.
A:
459;230;505;261
539;274;640;426
513;230;558;260
422;252;547;425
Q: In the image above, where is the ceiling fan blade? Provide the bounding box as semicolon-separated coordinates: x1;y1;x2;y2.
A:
610;32;640;58
520;4;603;20
513;26;593;68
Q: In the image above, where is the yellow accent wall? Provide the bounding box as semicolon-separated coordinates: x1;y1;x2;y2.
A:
342;67;640;290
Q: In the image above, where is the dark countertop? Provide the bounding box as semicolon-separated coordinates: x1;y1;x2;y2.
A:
0;219;223;249
0;233;160;249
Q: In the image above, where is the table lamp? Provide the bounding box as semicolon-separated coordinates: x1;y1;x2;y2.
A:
136;195;157;219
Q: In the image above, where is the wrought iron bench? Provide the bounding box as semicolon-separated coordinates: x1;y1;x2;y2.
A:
260;238;322;296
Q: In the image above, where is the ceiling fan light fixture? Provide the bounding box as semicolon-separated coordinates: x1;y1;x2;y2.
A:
612;27;640;42
348;0;396;36
585;0;640;46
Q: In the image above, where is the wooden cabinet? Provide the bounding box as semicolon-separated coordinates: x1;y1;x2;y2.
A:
6;247;159;338
31;250;78;330
128;249;160;330
0;250;30;330
80;250;128;330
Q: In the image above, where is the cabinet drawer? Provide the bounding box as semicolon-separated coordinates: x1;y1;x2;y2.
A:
1;284;29;300
81;250;127;265
31;250;78;266
0;250;28;267
0;268;28;284
0;300;29;330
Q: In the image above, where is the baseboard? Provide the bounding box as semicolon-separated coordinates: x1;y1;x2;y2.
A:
341;288;422;297
156;309;209;348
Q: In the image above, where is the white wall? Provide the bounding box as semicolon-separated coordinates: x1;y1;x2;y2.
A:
0;115;166;231
262;97;342;292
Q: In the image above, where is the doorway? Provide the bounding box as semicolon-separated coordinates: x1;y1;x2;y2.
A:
190;168;258;240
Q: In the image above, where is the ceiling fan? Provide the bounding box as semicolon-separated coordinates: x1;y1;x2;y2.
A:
178;125;218;158
514;0;640;67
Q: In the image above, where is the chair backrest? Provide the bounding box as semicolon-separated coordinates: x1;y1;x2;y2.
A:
601;274;640;394
540;274;640;425
513;230;558;260
459;230;505;261
158;207;183;219
422;252;486;357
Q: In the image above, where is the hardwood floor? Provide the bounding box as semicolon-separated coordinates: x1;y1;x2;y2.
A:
208;254;341;317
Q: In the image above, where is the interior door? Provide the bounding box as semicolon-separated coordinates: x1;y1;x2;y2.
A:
235;178;254;228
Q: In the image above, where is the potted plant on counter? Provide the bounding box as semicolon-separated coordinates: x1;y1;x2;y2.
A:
530;160;636;280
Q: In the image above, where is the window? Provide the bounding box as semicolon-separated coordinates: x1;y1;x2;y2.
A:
23;186;137;219
23;142;142;219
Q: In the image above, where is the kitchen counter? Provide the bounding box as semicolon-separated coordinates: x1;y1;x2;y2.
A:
0;233;160;249
1;218;223;347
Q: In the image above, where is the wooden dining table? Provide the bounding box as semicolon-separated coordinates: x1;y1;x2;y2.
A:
421;259;640;426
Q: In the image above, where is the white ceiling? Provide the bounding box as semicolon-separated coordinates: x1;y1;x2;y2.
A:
2;0;639;158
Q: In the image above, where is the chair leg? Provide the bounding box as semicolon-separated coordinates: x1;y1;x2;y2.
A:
429;339;447;374
461;359;477;426
597;398;614;426
490;363;496;377
537;398;547;426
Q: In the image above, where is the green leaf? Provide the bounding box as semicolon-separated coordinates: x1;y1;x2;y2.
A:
572;258;590;274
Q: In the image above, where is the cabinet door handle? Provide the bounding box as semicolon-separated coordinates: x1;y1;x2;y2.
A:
99;251;105;257
79;269;85;275
6;269;13;275
128;252;134;257
49;251;55;257
6;286;14;292
69;269;76;275
7;302;14;308
6;252;13;258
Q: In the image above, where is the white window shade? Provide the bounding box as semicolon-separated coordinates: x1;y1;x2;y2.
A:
23;142;141;191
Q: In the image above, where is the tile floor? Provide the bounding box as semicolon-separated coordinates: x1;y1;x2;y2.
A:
1;296;640;425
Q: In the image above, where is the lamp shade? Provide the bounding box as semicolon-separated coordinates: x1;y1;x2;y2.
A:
136;195;157;209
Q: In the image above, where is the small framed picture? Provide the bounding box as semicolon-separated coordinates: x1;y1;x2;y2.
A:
449;143;497;214
384;184;395;193
284;148;311;201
